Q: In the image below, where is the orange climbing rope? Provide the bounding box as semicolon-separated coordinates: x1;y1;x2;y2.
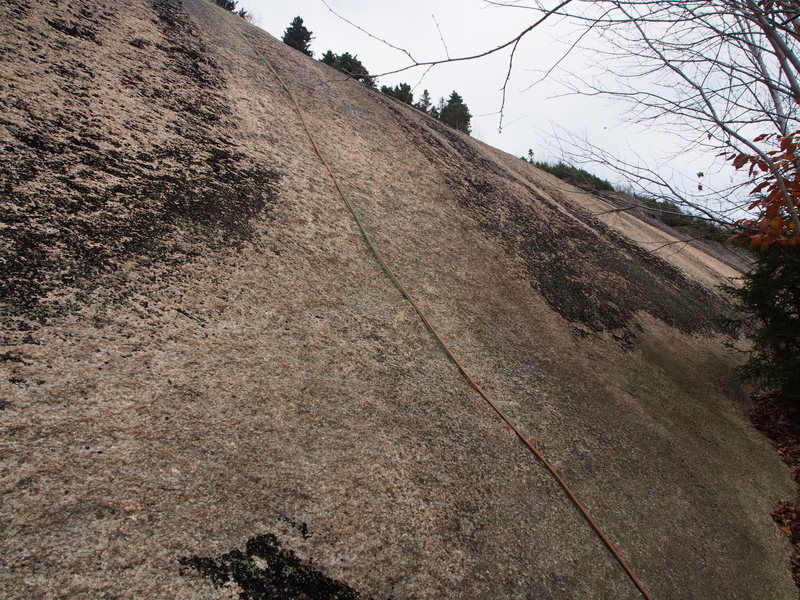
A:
207;4;654;599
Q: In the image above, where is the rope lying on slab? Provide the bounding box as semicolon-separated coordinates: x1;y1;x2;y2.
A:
206;4;654;598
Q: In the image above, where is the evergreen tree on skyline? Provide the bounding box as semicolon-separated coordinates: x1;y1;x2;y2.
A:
439;91;471;134
415;89;432;113
320;51;376;88
282;16;313;57
381;83;414;105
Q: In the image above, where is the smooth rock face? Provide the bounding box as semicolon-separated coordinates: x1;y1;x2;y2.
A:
0;1;794;599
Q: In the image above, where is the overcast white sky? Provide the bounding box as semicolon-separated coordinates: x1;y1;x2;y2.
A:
234;0;737;201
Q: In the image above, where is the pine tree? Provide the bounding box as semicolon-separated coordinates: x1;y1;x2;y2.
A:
439;91;472;134
320;50;336;66
282;17;313;57
380;83;413;105
319;51;376;88
415;89;432;113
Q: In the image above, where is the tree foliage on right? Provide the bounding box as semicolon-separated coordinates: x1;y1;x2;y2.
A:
724;245;800;404
282;16;313;57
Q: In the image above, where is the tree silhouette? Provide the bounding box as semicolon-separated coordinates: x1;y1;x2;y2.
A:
282;17;313;57
439;91;472;134
320;51;376;88
380;83;414;105
723;244;800;403
415;89;432;113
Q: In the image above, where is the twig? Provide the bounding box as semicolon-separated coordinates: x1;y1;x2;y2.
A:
432;14;451;59
320;0;417;63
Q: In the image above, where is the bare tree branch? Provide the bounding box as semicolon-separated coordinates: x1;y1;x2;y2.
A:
432;14;451;60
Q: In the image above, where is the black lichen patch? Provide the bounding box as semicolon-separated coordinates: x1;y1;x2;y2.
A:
283;516;311;539
0;0;281;339
1;350;28;364
179;534;367;600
